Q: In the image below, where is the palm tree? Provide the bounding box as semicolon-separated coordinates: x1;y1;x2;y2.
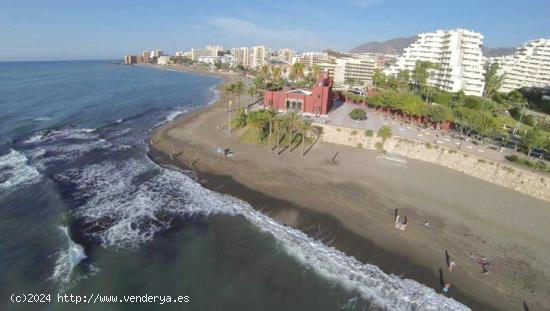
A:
290;62;305;82
272;66;283;88
286;112;298;152
232;80;244;107
484;63;504;98
300;120;312;157
266;109;277;150
273;117;284;155
259;65;271;81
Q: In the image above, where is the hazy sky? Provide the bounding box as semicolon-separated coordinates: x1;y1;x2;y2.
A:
1;0;549;61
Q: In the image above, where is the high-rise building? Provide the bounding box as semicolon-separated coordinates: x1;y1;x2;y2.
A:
495;39;550;93
230;47;250;68
277;48;295;64
250;45;268;68
298;52;329;68
151;49;163;58
333;57;376;86
142;51;150;63
206;45;224;56
387;29;486;96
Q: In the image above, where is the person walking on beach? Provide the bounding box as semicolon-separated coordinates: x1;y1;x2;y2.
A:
442;283;451;295
394;209;407;231
478;256;490;274
445;250;456;272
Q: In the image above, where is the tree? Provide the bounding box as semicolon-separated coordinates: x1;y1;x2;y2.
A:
397;70;410;91
265;109;277;150
232;80;244;106
522;128;546;157
290;62;305;82
483;63;504;98
300;120;312;157
372;68;386;88
349;108;367;120
377;125;392;146
259;65;271;81
412;60;438;99
286;112;299;152
428;104;453;127
271;66;283;88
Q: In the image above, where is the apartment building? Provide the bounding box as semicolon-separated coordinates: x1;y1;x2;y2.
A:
387;29;486;96
142;51;150;63
333;57;376;86
296;52;329;68
230;47;250;67
277;48;295;64
250;45;268;68
496;39;550;93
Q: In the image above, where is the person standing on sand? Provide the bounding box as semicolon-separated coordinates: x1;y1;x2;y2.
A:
442;283;451;295
478;256;490;274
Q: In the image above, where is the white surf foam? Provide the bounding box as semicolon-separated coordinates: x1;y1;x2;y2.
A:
62;157;469;310
166;109;188;122
34;116;52;122
0;149;41;191
50;226;87;287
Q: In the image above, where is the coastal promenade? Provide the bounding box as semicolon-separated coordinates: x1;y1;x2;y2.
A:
148;65;550;310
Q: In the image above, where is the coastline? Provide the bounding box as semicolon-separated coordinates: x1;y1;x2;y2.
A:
147;64;550;311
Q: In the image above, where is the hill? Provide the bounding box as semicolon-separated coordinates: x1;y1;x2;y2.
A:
350;36;515;57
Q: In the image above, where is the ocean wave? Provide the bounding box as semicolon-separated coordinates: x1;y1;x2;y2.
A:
34;116;52;122
50;226;87;287
60;156;468;310
0;149;41;191
166;108;188;122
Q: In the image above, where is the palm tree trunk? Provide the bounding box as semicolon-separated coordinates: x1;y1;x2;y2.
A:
276;129;280;155
269;121;272;150
301;130;306;156
288;128;292;152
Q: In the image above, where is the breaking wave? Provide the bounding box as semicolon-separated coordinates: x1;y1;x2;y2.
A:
55;153;468;310
0;149;41;191
50;226;87;287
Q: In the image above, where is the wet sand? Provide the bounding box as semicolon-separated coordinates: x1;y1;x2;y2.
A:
148;65;550;311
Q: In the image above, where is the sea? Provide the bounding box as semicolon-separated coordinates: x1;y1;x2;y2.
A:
0;61;469;311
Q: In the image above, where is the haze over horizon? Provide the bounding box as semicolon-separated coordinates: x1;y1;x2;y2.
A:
1;0;549;61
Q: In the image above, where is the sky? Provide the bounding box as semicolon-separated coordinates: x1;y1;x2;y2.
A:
1;0;549;61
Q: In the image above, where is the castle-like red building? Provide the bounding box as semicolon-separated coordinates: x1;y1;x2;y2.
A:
263;70;335;115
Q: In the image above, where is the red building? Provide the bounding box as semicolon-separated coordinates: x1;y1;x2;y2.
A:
263;70;335;115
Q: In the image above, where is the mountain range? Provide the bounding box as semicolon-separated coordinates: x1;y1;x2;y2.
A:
349;36;516;57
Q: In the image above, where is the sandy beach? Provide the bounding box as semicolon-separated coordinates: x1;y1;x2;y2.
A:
148;65;550;311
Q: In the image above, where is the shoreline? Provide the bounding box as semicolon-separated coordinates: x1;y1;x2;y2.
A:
147;64;550;311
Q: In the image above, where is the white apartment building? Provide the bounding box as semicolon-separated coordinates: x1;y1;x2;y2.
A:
496;39;550;93
157;56;171;65
277;48;295;64
249;45;268;68
230;47;250;68
296;52;329;68
151;49;163;58
190;45;224;61
387;29;486;96
333;57;376;86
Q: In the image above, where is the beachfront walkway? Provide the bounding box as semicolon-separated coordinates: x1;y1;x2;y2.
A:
322;102;545;166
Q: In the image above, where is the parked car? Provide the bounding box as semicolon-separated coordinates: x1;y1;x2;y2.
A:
530;149;545;159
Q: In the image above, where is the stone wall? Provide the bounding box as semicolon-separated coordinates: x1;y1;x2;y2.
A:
317;123;550;203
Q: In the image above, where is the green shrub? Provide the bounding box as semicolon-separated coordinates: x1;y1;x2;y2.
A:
349;108;367;120
364;129;374;137
374;141;384;151
336;128;341;132
357;143;363;149
425;142;432;149
351;130;358;136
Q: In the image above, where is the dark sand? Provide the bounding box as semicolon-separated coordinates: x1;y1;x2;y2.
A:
148;65;550;311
